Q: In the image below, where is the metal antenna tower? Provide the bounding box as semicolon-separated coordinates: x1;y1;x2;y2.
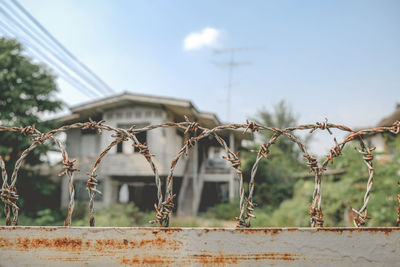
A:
214;47;259;122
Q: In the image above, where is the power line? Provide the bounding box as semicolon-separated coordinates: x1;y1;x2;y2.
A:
0;6;101;98
0;19;100;98
9;0;115;95
0;1;109;95
0;10;98;97
0;3;108;96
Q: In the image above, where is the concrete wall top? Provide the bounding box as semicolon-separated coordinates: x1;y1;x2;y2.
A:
0;227;399;266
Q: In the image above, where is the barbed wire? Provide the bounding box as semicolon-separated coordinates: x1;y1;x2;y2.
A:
0;119;399;227
0;125;78;225
51;136;78;226
351;137;375;227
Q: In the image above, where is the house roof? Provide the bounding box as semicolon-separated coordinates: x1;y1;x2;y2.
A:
57;92;252;139
378;104;400;127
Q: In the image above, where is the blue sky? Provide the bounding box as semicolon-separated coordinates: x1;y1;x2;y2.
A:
10;0;400;152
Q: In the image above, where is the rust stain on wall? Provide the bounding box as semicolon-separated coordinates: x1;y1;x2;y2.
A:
119;253;301;266
16;237;82;250
191;252;301;264
0;237;12;247
121;255;176;266
1;235;183;253
315;227;395;236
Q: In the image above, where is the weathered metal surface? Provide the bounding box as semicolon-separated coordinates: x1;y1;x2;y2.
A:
0;227;399;266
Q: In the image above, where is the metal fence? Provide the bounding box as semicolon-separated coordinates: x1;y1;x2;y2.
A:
1;118;400;228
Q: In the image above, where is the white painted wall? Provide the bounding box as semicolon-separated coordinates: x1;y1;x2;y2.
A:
62;104;244;209
65;104;187;175
66;128;81;157
368;134;385;153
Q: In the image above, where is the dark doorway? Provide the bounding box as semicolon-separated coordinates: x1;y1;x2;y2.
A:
115;176;182;212
199;182;229;212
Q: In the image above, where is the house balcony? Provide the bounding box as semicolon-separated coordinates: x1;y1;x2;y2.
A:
203;158;233;182
94;153;186;177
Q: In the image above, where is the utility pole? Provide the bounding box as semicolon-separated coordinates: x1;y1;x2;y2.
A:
214;47;255;122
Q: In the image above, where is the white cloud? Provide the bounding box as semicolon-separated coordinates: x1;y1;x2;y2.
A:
183;27;220;51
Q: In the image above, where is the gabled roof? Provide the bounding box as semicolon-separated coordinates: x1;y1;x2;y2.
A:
378;104;400;127
57;92;252;139
70;92;194;113
58;92;219;126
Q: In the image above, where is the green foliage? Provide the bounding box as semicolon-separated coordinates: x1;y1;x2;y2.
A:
205;199;240;220
17;170;60;216
0;200;233;227
71;203;142;227
250;180;312;227
0;37;63;217
252;100;302;157
198;101;309;225
32;209;63;225
0;208;64;226
0;38;62;125
258;146;400;227
242;147;305;209
254;100;298;129
242;100;307;209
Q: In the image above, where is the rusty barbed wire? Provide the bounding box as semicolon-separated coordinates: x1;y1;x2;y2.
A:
51;136;79;226
213;133;246;227
44;121;172;227
40;120;191;226
244;121;323;227
152;121;246;226
246;132;280;227
8;141;41;225
0;126;41;225
0;125;74;225
241;119;400;227
0;156;14;226
0;119;399;228
87;131;127;226
351;137;375;227
125;126;165;227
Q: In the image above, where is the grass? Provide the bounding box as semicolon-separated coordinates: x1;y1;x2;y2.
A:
0;202;239;227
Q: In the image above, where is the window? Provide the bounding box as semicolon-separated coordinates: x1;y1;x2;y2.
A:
134;131;147;152
82;128;97;135
74;179;103;201
116;123;148;153
115;130;125;153
116;141;123;153
176;129;184;146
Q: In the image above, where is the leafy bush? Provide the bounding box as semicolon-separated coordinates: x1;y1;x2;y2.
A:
205;199;241;221
71;203;142;227
251;146;400;227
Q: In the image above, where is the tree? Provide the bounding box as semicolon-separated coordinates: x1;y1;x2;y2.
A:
0;37;63;217
253;100;305;159
256;145;400;227
242;100;307;210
